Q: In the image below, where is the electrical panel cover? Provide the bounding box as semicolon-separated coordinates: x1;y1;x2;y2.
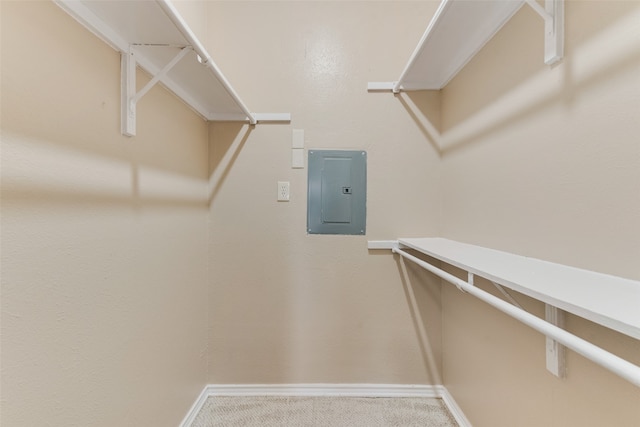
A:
307;150;366;235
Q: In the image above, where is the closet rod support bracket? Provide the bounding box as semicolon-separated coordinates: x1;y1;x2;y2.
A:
368;240;400;250
252;113;292;124
367;82;401;93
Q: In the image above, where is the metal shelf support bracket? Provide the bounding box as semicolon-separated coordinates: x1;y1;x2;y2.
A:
545;304;566;377
122;45;192;137
524;0;564;65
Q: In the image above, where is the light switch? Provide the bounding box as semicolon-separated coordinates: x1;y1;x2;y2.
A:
292;149;304;168
292;129;304;148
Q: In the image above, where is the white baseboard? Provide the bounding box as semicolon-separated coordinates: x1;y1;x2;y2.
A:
439;386;473;427
179;383;471;427
205;383;443;397
179;385;212;427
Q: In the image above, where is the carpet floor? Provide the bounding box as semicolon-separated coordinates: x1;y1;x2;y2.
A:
191;396;459;426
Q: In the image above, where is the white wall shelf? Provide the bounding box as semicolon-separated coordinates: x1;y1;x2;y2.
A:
368;238;640;387
368;0;563;92
398;238;640;340
55;0;291;136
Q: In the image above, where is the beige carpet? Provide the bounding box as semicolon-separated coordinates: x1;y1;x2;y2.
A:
191;396;459;426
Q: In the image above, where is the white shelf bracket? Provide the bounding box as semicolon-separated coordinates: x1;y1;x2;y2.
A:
251;113;293;123
121;48;137;137
132;46;191;106
367;240;400;250
366;82;399;92
121;45;192;137
491;281;523;310
524;0;564;65
545;304;566;378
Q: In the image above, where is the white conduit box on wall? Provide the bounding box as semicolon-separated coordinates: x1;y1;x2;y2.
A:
368;0;564;92
368;238;640;388
55;0;291;136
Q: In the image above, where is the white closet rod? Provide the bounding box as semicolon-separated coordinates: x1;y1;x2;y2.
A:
156;0;256;124
392;247;640;388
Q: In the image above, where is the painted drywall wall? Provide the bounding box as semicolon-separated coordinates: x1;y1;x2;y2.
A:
205;1;444;384
172;0;208;46
440;1;640;426
1;1;209;426
7;1;635;426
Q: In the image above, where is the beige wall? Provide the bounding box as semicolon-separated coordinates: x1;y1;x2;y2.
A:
205;1;444;385
1;1;209;426
440;1;640;426
172;0;208;45
3;1;638;426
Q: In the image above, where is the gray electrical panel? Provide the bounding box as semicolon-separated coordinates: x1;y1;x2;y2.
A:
307;150;366;235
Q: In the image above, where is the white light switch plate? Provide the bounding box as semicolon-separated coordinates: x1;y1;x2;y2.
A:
292;129;304;148
292;149;304;168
